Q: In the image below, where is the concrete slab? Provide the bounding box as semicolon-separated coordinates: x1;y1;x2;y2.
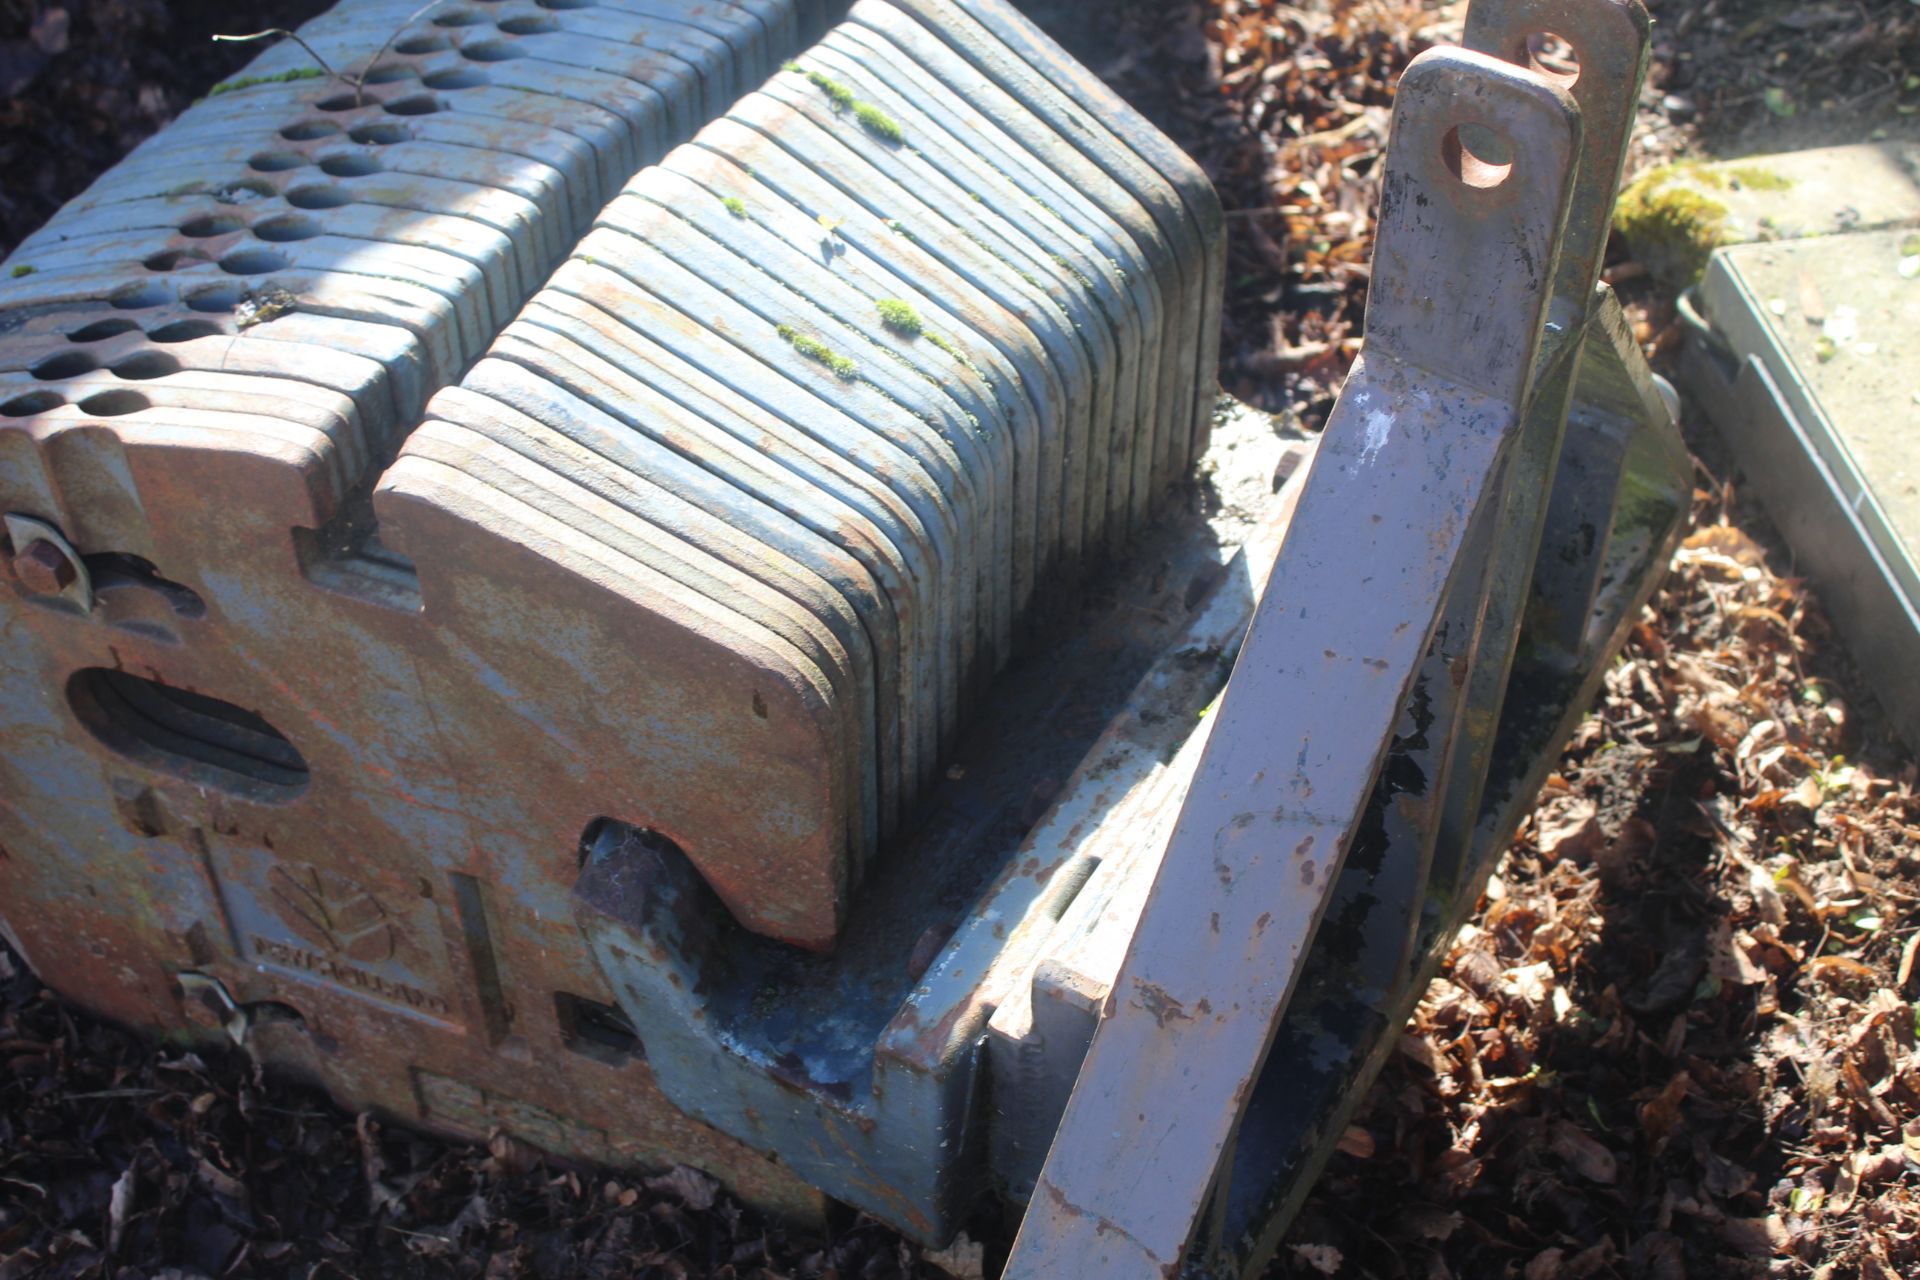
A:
1617;141;1920;285
1687;209;1920;743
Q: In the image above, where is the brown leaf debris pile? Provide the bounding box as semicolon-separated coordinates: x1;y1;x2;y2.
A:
0;944;933;1279
1282;488;1920;1278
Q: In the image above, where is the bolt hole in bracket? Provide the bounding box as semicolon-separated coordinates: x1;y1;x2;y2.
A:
1004;45;1586;1280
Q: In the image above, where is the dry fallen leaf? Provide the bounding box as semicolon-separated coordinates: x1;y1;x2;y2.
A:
107;1165;135;1255
1535;796;1604;863
923;1230;987;1279
643;1164;719;1212
1720;1217;1776;1257
1640;1071;1692;1152
1336;1124;1375;1158
1831;1157;1861;1214
1288;1243;1344;1275
1550;1121;1619;1185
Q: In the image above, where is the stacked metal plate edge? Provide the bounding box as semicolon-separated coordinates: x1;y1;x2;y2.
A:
0;0;838;517
391;0;1227;894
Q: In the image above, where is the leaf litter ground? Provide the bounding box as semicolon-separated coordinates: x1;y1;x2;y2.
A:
4;1;1919;1277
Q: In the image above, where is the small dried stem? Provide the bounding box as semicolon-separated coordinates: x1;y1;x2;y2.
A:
216;1;447;109
212;29;344;84
352;0;449;105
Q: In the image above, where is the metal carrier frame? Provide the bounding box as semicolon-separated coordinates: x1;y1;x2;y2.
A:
1003;2;1685;1273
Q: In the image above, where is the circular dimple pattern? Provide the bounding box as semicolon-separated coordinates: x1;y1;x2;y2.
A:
279;120;342;141
423;67;488;90
537;0;594;9
249;151;309;173
385;94;442;115
147;319;223;344
349;122;409;145
77;389;149;417
220;249;291;275
316;92;368;112
179;213;245;238
31;351;97;380
459;39;525;62
66;318;140;343
110;284;170;310
185;285;240;313
285;185;353;211
360;62;417;85
252;214;323;243
0;390;64;417
395;34;451;54
318;152;382;177
434;7;487;23
109;352;181;380
144;250;188;272
497;15;559;34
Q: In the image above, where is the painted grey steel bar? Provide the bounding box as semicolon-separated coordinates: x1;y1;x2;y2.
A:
1004;49;1582;1278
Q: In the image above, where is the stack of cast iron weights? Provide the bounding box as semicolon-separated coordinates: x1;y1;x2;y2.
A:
0;0;836;501
0;0;1222;909
398;0;1225;881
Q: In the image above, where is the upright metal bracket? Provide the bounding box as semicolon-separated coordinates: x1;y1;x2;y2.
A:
1002;3;1687;1273
1004;46;1584;1278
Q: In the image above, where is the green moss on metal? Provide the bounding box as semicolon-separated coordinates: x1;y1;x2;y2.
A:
875;298;923;337
777;323;857;380
854;102;903;144
788;60;903;144
723;196;749;219
9;264;35;278
208;66;325;97
798;66;856;111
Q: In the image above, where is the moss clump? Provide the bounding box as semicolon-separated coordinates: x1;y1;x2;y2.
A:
801;68;856;111
9;264;35;278
854;102;903;144
208;66;325;97
1726;165;1793;192
777;323;857;380
875;298;923;337
1613;165;1731;286
925;330;964;362
723;196;748;219
788;61;903;143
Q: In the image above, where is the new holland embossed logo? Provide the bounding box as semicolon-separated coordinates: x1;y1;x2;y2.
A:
212;849;455;1019
267;863;400;963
